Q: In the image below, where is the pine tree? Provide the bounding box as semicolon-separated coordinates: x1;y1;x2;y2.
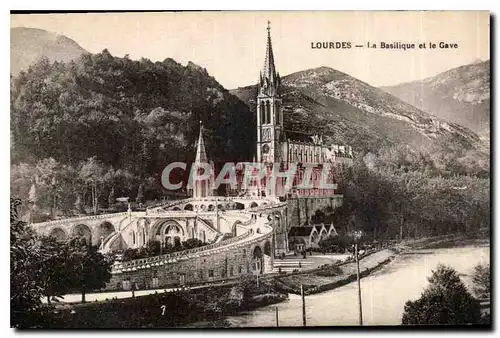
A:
136;183;145;205
108;187;116;208
74;194;85;214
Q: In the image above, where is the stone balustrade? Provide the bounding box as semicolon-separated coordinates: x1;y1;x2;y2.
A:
32;212;129;227
112;230;253;272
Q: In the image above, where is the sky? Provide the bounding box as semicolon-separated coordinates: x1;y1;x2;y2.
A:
11;11;490;89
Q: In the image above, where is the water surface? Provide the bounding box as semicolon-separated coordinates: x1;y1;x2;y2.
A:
224;246;490;327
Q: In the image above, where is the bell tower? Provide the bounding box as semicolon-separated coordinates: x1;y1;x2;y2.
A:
256;21;283;164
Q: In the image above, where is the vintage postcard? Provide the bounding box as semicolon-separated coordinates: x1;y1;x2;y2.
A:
10;11;490;328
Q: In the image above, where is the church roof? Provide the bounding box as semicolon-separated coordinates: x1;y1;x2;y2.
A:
314;225;324;232
284;130;328;146
289;226;315;237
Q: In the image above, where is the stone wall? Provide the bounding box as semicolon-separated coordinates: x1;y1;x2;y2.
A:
270;195;343;256
286;195;343;227
106;238;273;291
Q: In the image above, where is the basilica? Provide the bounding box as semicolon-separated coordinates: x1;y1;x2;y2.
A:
256;23;353;167
191;23;353;199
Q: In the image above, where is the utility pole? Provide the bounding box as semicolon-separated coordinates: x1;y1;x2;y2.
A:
275;306;279;327
400;213;404;241
301;283;306;327
215;197;220;231
355;242;363;326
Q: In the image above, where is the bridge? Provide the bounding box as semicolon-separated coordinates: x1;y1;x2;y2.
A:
31;196;286;252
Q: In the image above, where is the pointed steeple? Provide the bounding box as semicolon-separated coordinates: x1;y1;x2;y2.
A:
263;21;277;84
259;21;280;96
195;120;208;163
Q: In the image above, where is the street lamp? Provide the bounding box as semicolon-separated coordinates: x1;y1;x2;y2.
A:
350;230;363;326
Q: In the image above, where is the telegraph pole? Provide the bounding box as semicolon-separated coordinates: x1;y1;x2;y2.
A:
275;306;279;327
301;283;306;326
355;242;363;326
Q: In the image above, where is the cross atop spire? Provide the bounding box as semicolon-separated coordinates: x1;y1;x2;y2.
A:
267;20;271;32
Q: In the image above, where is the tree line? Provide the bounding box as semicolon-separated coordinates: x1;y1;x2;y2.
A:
11;157;152;221
329;144;489;241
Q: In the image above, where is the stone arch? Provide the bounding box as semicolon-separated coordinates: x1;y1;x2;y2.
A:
252;245;263;274
234;202;245;210
163;222;184;236
270;211;282;230
97;221;115;242
231;221;242;237
253;245;263;258
49;227;67;241
264;240;272;256
71;223;92;244
250;202;258;208
184;204;193;211
162;222;184;247
172;206;181;211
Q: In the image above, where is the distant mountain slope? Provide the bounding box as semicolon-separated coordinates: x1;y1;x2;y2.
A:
231;66;485;155
11;27;88;75
381;61;490;139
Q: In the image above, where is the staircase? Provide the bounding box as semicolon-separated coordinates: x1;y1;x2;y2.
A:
272;259;314;273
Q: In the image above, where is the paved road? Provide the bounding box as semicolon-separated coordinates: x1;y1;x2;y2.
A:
42;281;237;304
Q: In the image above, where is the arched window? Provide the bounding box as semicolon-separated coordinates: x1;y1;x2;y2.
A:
260;104;265;126
266;101;271;125
275;101;280;124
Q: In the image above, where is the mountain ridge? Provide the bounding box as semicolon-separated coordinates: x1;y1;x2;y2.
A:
381;61;490;139
231;66;485;157
11;27;89;75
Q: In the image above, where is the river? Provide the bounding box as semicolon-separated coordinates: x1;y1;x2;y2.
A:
223;245;490;327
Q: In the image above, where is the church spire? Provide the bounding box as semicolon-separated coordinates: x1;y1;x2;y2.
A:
263;21;276;84
259;21;280;96
195;120;208;163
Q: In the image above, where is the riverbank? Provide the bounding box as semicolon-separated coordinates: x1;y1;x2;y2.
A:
400;234;490;250
42;234;489;327
222;245;490;327
274;234;490;295
274;248;396;295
